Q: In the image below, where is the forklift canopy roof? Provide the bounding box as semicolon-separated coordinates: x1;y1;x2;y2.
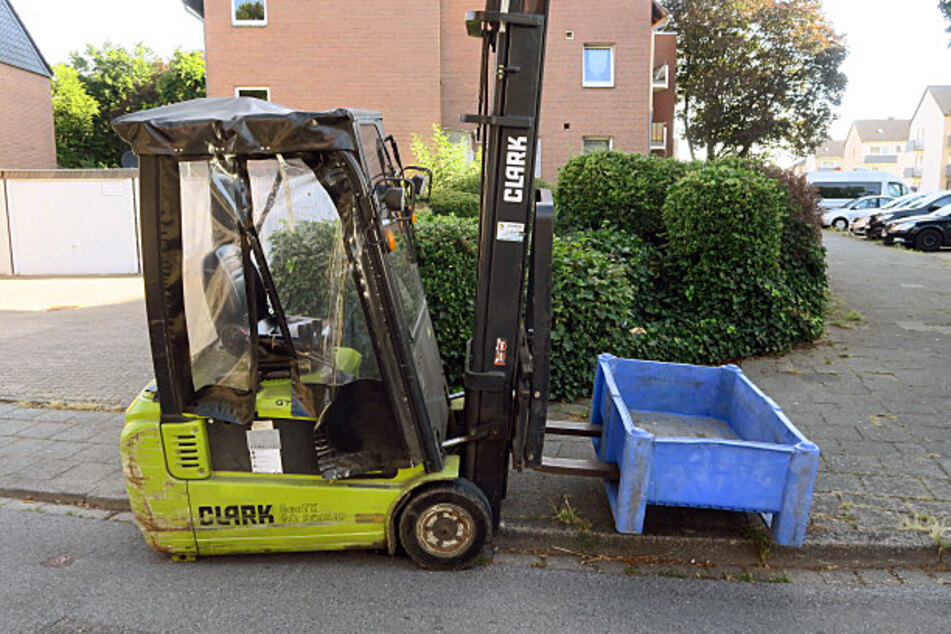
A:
113;98;367;157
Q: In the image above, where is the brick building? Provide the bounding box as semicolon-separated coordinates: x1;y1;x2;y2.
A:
182;0;675;180
0;0;56;169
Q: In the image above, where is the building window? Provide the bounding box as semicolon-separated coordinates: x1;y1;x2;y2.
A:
582;137;612;154
233;0;267;26
236;87;270;100
583;45;615;88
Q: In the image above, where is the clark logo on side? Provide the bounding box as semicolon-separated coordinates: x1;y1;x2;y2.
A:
503;136;529;203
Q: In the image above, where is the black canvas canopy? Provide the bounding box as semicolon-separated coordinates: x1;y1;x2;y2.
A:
113;97;361;157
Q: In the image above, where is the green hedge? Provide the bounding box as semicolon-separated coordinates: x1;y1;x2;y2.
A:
661;163;790;359
429;189;481;218
556;152;688;240
414;215;479;388
268;154;827;402
414;216;654;399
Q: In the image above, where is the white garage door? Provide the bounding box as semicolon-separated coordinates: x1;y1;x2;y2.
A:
7;178;139;275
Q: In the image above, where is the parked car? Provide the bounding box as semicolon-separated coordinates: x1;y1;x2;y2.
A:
821;196;894;230
883;204;951;250
865;191;951;239
849;193;927;236
807;171;910;209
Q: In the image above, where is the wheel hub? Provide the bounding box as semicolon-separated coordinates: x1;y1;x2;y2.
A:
416;503;475;558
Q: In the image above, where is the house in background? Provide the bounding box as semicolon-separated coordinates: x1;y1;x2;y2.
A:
0;0;56;169
840;119;910;180
906;86;951;192
181;0;676;181
809;140;845;172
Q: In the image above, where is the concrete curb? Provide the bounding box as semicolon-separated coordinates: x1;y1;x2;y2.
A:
0;488;131;513
1;487;943;570
496;520;946;569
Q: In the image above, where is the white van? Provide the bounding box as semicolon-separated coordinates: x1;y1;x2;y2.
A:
806;171;910;209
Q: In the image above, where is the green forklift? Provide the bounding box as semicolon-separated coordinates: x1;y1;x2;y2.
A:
114;1;606;570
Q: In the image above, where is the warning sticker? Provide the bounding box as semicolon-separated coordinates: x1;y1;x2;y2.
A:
496;222;526;243
247;424;283;474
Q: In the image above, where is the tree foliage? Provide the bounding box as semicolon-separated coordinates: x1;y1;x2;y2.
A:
51;64;100;168
942;1;951;42
410;125;481;192
52;43;205;168
665;0;847;159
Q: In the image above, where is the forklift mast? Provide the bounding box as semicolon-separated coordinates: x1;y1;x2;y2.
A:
461;0;553;520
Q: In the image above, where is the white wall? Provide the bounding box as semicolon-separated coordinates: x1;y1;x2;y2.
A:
0;181;12;275
1;169;139;276
910;94;950;192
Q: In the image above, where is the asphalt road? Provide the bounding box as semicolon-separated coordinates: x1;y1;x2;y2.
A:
2;506;948;633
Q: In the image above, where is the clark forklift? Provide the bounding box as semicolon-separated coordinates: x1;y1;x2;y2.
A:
116;0;607;570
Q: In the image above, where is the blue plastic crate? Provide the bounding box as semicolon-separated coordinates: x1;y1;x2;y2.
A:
591;354;820;547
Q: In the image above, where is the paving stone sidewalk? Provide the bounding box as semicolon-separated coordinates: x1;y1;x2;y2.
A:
0;232;949;559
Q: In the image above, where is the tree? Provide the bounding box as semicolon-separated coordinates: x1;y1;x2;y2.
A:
52;44;205;168
665;0;847;159
942;1;951;42
157;50;207;104
51;64;101;168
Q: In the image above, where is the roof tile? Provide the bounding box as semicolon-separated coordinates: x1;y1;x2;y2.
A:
0;0;52;77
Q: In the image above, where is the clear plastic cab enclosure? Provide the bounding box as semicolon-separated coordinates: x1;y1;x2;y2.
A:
113;98;448;477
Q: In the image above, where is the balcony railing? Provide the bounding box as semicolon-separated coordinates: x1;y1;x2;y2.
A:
906;139;924;152
904;167;922;178
864;155;898;164
650;122;668;150
652;64;669;91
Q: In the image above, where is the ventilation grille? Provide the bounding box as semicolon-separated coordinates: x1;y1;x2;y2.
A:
161;423;211;480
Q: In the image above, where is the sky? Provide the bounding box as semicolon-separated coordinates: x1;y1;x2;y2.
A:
10;0;951;151
821;0;951;140
11;0;203;64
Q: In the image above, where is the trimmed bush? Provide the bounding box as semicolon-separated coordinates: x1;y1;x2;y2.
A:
415;214;654;399
451;171;483;196
556;151;688;240
661;162;794;359
549;230;654;399
414;214;479;388
429;189;481;218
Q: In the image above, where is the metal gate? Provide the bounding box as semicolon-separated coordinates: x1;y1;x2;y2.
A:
1;169;139;276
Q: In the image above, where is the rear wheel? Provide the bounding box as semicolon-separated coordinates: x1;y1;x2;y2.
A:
833;218;848;231
399;479;492;570
915;229;942;252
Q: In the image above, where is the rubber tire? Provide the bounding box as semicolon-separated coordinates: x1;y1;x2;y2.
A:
399;479;492;570
915;229;942;252
832;218;848;231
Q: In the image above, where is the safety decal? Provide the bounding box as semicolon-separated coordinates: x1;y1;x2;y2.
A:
494;338;509;366
497;222;526;243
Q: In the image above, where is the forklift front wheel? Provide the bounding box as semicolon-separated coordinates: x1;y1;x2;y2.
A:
399;479;492;571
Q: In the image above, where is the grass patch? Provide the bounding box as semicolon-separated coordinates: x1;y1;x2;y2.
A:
826;295;866;329
899;513;949;560
745;525;772;566
551;496;592;533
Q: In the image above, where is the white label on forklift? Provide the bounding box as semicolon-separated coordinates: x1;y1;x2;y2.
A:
247;428;283;474
497;222;526;242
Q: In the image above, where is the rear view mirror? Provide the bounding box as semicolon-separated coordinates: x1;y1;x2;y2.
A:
384;186;406;213
403;166;434;203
